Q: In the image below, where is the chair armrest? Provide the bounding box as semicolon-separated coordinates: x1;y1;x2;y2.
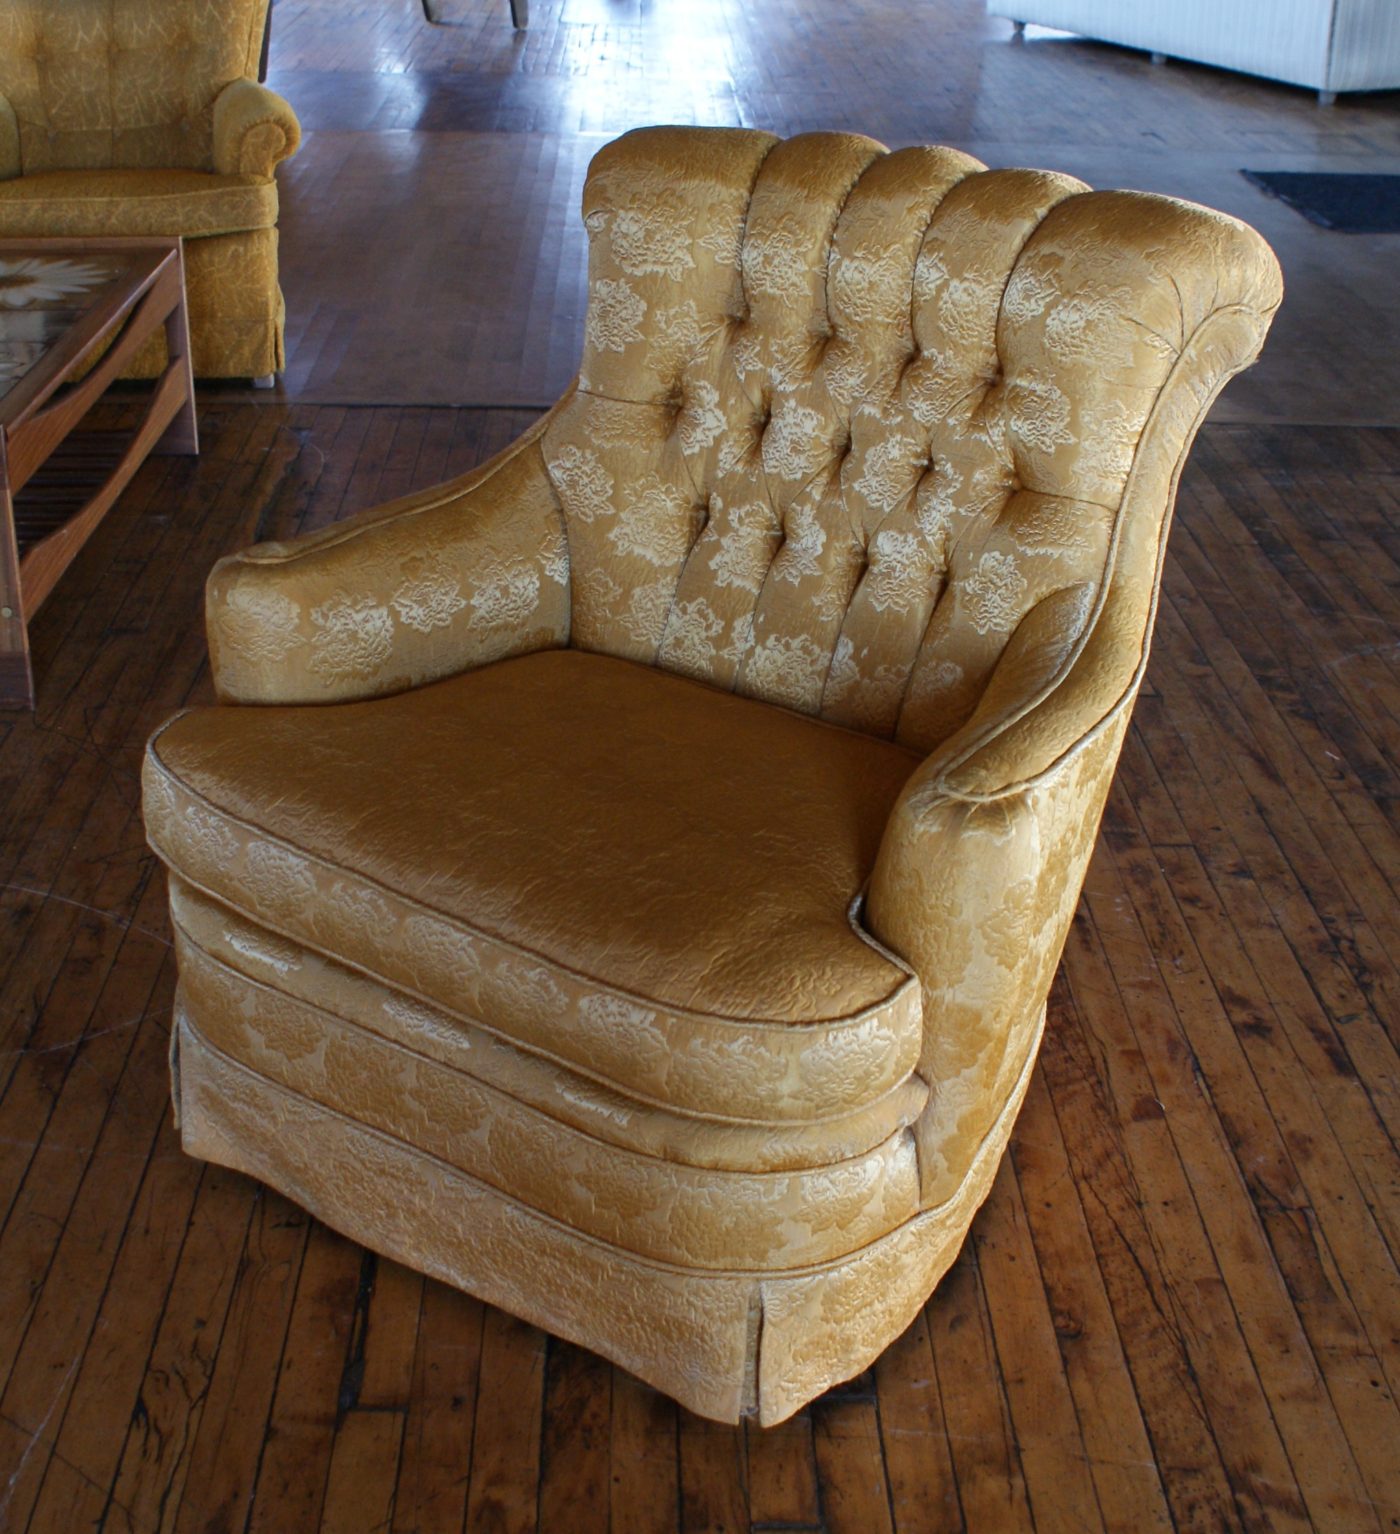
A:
865;703;1129;1208
212;79;301;179
207;409;572;705
866;265;1281;1209
0;92;18;180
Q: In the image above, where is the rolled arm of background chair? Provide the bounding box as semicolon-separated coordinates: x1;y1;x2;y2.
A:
0;92;17;180
212;78;302;179
206;410;572;705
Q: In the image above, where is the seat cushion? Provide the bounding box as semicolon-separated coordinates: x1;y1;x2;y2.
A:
0;168;278;239
144;649;925;1125
168;876;929;1176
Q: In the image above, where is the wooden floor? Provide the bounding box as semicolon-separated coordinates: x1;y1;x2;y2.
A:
252;0;1400;418
0;403;1397;1533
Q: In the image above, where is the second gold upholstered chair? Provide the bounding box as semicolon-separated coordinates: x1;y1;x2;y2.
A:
0;0;299;379
142;127;1281;1424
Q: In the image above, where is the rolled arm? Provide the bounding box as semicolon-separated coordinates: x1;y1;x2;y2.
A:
868;350;1245;1207
207;411;572;705
868;214;1282;1208
866;705;1130;1208
212;79;302;179
0;92;18;180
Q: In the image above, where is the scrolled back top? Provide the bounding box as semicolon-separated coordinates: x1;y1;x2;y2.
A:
545;126;1282;753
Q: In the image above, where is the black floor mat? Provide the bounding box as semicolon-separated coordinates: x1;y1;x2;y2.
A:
1241;170;1400;233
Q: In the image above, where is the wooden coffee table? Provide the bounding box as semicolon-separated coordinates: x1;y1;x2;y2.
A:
0;236;198;709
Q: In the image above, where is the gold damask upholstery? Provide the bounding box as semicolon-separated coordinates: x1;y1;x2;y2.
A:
143;127;1281;1423
0;0;298;378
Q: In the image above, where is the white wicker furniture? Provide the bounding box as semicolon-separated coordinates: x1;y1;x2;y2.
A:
988;0;1400;102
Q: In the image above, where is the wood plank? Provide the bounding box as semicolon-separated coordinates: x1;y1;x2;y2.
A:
1063;887;1314;1531
745;1409;821;1529
974;1155;1110;1534
538;1342;611;1534
678;1411;747;1534
927;1250;1036;1534
872;1311;961;1534
461;1310;546;1534
0;988;174;1530
101;1164;262;1534
1036;974;1246;1533
1009;1066;1174;1533
353;1255;425;1410
318;1410;404;1534
247;1223;363;1534
167;1192;311;1534
609;1373;679;1534
811;1397;895;1534
1085;830;1384;1531
390;1280;485;1534
1150;842;1400;1522
23;1106;204;1534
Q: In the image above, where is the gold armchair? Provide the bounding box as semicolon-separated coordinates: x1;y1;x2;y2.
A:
142;128;1280;1423
0;0;299;379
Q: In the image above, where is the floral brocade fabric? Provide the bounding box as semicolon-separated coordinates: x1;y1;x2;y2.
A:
0;0;270;174
0;2;300;377
541;130;1281;757
145;127;1282;1423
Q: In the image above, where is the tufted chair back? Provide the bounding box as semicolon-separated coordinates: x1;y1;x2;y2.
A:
0;0;269;174
542;128;1278;757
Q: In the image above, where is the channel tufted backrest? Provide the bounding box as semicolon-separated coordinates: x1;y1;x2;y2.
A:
0;0;269;174
541;127;1281;755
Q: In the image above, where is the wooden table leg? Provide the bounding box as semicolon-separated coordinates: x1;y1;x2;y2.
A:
421;0;442;21
510;0;528;26
260;0;274;80
0;442;35;710
157;243;199;457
